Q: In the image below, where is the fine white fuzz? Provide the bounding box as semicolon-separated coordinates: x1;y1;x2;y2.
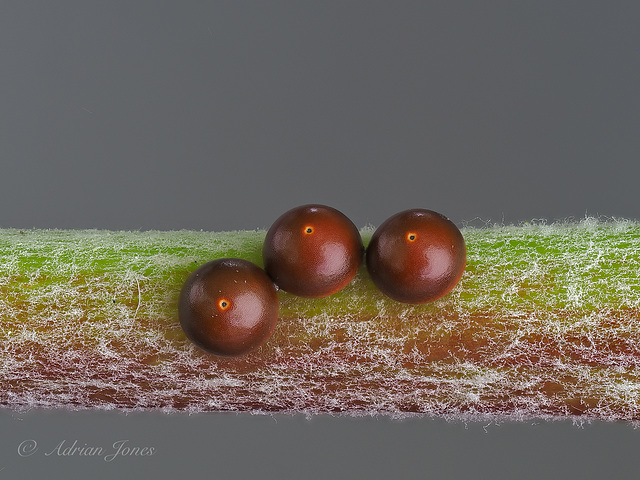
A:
1;220;639;422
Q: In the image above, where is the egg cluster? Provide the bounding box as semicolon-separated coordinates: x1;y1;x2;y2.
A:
178;205;466;357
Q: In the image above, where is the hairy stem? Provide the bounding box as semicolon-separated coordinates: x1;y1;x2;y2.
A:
1;219;640;421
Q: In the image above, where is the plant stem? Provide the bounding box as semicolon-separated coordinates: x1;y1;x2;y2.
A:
1;219;640;420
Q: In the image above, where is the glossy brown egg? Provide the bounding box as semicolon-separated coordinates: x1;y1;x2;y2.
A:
366;209;466;304
178;258;279;356
262;204;364;298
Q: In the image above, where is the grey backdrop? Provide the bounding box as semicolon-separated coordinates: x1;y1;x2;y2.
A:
1;1;640;478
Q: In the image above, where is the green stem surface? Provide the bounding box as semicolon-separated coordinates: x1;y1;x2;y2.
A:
1;219;640;420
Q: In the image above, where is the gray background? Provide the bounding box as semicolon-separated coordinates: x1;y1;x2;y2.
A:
1;1;639;478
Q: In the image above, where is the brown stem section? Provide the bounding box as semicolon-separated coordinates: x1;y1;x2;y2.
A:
4;302;640;420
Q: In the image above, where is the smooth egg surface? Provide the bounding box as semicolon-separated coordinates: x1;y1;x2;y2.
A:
178;258;279;356
262;204;363;298
366;209;466;304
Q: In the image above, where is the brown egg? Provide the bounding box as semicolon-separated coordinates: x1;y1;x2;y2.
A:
262;204;364;298
366;209;466;304
178;258;279;356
